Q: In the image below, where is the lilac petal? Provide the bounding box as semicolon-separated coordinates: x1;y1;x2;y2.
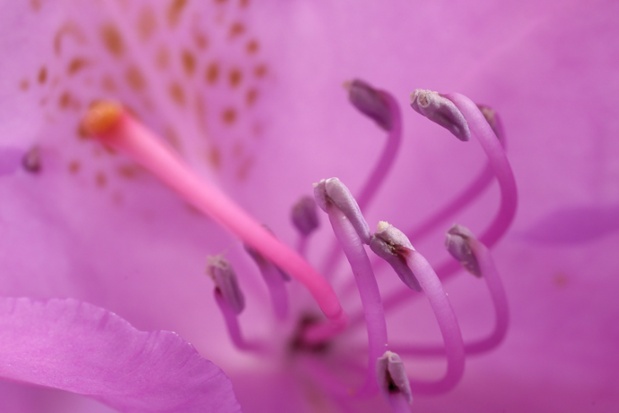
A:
521;204;619;244
0;297;241;413
0;147;23;176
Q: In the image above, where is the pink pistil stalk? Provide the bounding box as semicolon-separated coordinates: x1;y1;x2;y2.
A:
315;178;389;395
82;102;346;328
320;81;402;277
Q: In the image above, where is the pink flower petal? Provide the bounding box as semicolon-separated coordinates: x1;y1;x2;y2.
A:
0;297;241;413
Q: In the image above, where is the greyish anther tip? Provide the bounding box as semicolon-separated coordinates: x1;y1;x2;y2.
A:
370;222;421;291
410;89;470;141
206;255;246;314
346;79;393;131
445;224;482;277
291;195;320;236
376;351;413;404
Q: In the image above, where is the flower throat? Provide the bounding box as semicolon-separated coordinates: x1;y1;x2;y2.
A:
82;79;517;412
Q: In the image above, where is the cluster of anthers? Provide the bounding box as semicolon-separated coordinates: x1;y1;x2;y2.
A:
81;79;516;412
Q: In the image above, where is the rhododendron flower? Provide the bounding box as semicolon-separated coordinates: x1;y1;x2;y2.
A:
1;0;618;412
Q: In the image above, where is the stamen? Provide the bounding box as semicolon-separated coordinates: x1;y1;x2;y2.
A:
375;95;516;317
290;195;319;255
369;222;421;291
315;178;388;394
321;82;402;275
410;89;470;141
22;146;42;173
207;257;262;352
315;178;372;243
207;255;245;315
376;351;413;410
245;242;290;320
442;92;517;248
291;195;320;237
369;222;465;394
345;79;393;132
388;225;509;357
445;225;481;277
445;224;509;353
82;102;346;328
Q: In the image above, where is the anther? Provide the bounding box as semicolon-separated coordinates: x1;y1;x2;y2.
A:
291;195;320;237
345;79;393;131
376;351;413;405
82;102;346;327
369;221;421;291
410;89;470;141
445;224;481;277
206;256;245;314
22;146;41;173
314;178;372;243
477;104;505;146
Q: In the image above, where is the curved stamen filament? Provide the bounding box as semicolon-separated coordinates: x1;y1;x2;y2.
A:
388;238;508;357
82;102;346;328
403;251;465;394
445;92;518;248
214;292;265;353
321;206;389;394
321;88;402;277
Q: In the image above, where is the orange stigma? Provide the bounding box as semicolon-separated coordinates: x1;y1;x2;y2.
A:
82;101;123;137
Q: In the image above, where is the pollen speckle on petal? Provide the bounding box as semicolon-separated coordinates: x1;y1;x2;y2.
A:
54;21;86;56
101;23;125;58
155;46;171;70
137;6;157;41
67;57;90;76
193;31;209;49
206;62;220;84
37;66;48;84
95;171;108;188
245;88;258;106
222;107;237;125
68;160;81;174
245;39;259;54
19;79;30;91
254;64;267;78
229;22;246;38
168;82;186;107
181;49;197;77
167;0;188;28
125;65;147;92
207;146;222;170
228;68;243;88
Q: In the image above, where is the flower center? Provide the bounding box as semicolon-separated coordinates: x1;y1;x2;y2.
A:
81;81;517;412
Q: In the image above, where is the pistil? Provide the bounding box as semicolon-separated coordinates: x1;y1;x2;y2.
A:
82;101;346;328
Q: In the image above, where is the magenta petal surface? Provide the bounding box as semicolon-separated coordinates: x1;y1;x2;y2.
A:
0;297;241;413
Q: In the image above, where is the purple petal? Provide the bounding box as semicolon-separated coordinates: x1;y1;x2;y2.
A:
0;297;241;413
521;204;619;244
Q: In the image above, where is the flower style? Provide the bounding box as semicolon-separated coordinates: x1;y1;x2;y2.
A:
1;1;618;412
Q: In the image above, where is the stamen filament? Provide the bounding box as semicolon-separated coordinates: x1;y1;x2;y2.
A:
247;251;290;320
214;291;264;353
326;206;389;395
403;251;465;394
83;102;346;327
388;232;508;357
321;87;402;276
444;93;518;248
